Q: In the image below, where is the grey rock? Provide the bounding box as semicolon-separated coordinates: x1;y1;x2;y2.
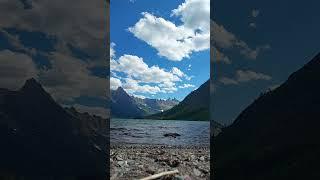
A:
193;168;202;176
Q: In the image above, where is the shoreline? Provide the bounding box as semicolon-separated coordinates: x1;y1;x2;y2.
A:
111;143;210;149
110;144;210;180
111;118;211;122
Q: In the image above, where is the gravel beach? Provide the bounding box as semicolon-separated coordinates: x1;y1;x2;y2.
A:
110;145;210;180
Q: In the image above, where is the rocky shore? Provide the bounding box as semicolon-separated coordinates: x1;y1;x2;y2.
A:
110;145;210;180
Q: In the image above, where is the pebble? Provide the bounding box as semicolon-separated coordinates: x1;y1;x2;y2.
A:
169;159;180;167
110;145;209;180
193;168;202;176
116;155;123;161
199;156;205;161
117;161;124;167
146;166;156;174
174;176;185;180
190;154;196;160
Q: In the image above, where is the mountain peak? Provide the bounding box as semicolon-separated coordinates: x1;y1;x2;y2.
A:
19;78;52;101
114;86;129;97
21;78;43;91
116;86;125;92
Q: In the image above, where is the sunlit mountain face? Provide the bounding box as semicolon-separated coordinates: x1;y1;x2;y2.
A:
212;0;320;125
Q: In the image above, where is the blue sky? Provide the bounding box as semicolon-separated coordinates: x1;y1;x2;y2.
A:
110;0;210;100
212;0;320;125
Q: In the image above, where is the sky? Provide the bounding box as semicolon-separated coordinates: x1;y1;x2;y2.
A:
110;0;210;100
0;0;108;118
3;0;319;124
211;0;320;125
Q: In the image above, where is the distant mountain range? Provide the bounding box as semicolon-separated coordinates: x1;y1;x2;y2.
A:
148;80;210;121
214;53;320;179
0;78;107;177
133;96;179;114
110;87;179;118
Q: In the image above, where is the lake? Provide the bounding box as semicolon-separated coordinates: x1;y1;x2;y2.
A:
110;118;210;146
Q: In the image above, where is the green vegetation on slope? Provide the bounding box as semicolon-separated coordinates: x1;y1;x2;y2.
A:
147;80;210;121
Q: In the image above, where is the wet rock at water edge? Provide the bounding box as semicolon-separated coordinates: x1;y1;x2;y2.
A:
163;133;181;138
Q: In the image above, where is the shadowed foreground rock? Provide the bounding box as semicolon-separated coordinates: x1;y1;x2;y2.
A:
0;79;108;179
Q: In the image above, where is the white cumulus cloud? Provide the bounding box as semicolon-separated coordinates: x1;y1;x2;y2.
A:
110;44;191;95
179;83;195;89
128;0;209;61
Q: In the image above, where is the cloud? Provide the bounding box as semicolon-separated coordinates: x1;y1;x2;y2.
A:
179;83;195;89
112;54;181;84
110;44;191;94
110;42;116;59
1;30;109;105
249;22;257;28
71;104;109;119
128;0;209;61
39;52;107;102
219;70;272;85
122;78;161;94
158;81;178;93
171;67;184;77
110;77;122;90
211;21;236;49
211;47;231;64
0;0;107;63
0;0;109;118
187;64;192;70
252;9;260;18
0;50;38;90
211;20;270;60
237;70;271;82
219;77;238;85
171;0;210;31
132;94;147;99
171;67;192;79
110;46;192;95
239;44;270;60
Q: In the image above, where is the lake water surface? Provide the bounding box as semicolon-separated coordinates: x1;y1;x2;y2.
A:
111;119;210;146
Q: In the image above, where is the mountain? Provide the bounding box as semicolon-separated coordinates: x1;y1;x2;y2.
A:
111;87;179;118
148;80;210;121
0;78;107;178
111;87;144;118
133;96;179;115
214;53;320;180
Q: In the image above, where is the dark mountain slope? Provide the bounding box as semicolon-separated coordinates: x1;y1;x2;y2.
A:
148;80;209;121
0;78;107;178
214;53;320;180
110;87;144;118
